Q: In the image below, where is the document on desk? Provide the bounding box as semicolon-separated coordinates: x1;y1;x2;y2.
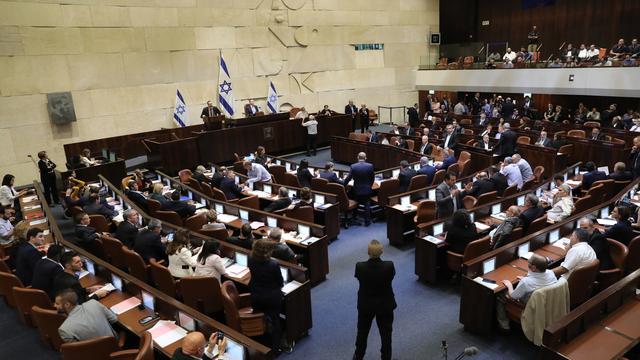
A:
596;218;616;226
88;283;116;298
315;203;331;209
23;204;41;211
22;195;38;203
249;221;265;230
301;236;320;246
392;204;417;212
282;281;303;295
421;235;444;245
552;237;571;250
491;212;507;221
148;320;187;348
565;180;582;187
217;214;239;223
29;218;47;226
113;212;124;223
110;297;141;315
226;264;249;278
473;277;499;290
474;222;490;231
520;252;533;260
77;269;90;279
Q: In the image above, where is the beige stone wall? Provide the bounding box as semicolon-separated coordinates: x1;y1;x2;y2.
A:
0;0;439;184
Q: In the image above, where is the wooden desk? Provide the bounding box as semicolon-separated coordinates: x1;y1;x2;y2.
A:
330;136;423;170
554;325;634;360
59;159;127;188
144;136;200;175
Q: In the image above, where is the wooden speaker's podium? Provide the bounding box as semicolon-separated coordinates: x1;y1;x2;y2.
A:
202;115;225;131
143;133;199;175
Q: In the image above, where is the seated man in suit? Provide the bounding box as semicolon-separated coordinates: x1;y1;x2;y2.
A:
124;180;148;212
267;227;297;263
436;150;457;171
264;187;292;213
210;166;226;189
476;134;492;150
534;130;552;147
463;171;495;198
344;152;375;226
171;331;227;360
589;127;605;141
55;288;116;343
200;100;221;120
53;251;110;304
488;205;521;249
397;160;416;193
192;165;209;183
519;194;545;232
244;99;259;116
83;194;118;221
226;223;255;250
31;244;65;299
15;227;46;286
416;157;437;185
165;191;196;218
479;123;493;138
609;162;632;182
319;162;344;185
435;172;464;218
115;209;140;249
150;183;171;207
578;217;614;270
134;218;168;263
441;124;458;151
582;161;607;190
489;165;508;196
417;135;434;155
74;212;111;248
220;169;245;200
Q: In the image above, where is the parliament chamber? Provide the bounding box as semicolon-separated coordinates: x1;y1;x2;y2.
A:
2;0;640;359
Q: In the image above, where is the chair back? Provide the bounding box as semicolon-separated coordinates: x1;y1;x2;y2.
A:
408;175;428;191
447;163;459;174
592;179;614;198
183;178;202;192
136;332;154;360
597;239;629;292
414;200;436;224
0;272;23;307
154;210;183;227
432;170;446;186
13;287;53;327
533;166;545;183
310;177;329;192
281;173;301;187
376;179;399;207
121;176;133;190
462;195;477;209
583;121;600;128
149;259;178;298
237;195;259;210
122;247;149;282
521;277;570;346
268;165;286;184
517;136;531;144
406;139;415;151
181;276;223;315
220;280;242;331
527;214;548;234
89;215;110;233
567;129;586;138
0;258;10;273
585;184;605;203
502;185;517;198
325;183;350;212
185;212;207;232
625;235;640;274
568;259;600;308
558;144;573;156
69;206;84;218
521;179;535;191
613;180;631;193
286;206;314;223
102;236;126;269
476;191;498;206
458;159;472;177
200;182;214;198
146;198;162;215
573;195;592;214
212;187;228;202
199;228;229;241
61;336;118;360
463;235;491;261
32;305;65;351
461;129;474;135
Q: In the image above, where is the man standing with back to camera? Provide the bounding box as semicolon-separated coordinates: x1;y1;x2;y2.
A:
353;240;396;360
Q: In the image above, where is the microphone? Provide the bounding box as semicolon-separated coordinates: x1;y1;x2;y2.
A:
477;46;485;54
27;154;38;170
558;42;565;50
454;346;479;360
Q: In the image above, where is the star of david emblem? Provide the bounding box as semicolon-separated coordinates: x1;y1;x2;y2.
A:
220;80;232;95
269;94;277;103
176;105;186;115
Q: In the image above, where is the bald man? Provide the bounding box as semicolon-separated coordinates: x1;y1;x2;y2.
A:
171;331;227;360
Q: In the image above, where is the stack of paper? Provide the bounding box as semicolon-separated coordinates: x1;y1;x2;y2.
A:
226;264;249;278
475;222;490;231
249;221;265;230
22;195;38;202
217;214;239;223
148;321;187;348
520;252;534;260
23;204;41;211
596;218;616;226
301;237;320;246
491;213;507;221
110;297;141;315
473;277;499;290
29;218;47;226
88;283;116;298
552;237;571;249
422;235;444;245
282;280;303;295
392;204;417;212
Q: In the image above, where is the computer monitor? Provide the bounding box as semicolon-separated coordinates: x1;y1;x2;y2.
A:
314;194;325;205
165;179;171;187
469;212;475;222
280;267;289;283
517;195;525;206
400;196;410;206
109;151;116;162
247;181;254;190
548;229;560;243
267;216;278;228
491;204;501;215
156;174;162;182
413;164;420;171
224;338;246;360
239;209;249;222
235;252;248;267
574;167;580;176
563;173;568;182
101;148;108;159
263;185;272;194
187;191;193;200
455;182;462;190
600;207;609;218
482;258;496;274
392;169;400;178
285;163;291;171
200;197;207;206
433;222;444;236
234;176;240;184
141;290;154;311
85;259;95;275
428;189;436;200
518;242;530;257
178;311;196;332
298;224;310;239
215;203;224;214
166;232;175;242
111;274;123;291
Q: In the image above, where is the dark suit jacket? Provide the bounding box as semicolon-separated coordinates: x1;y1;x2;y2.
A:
192;172;208;184
435;182;463;218
630;149;640;178
416;165;437;185
403;127;416;136
271;242;296;263
210;172;225;189
398;168;417;193
124;190;148;212
297;168;313;188
407;107;419;127
115;221;138;249
495;129;517;156
355;258;396;311
589;133;605;141
244;104;259;116
150;193;170;208
344;161;375;196
171;348;212;360
445;224;479;254
476;140;491;150
519;206;545;232
345;104;358;117
52;271;92;304
220;177;243;200
264;197;292;213
441;132;458;149
418;143;434;155
609;171;632;182
134;230;167;263
31;258;64;299
490;173;508;196
83;202;117;220
602;220;634;246
588;230;614;270
502;102;515;119
248;258;284;304
75;225;100;247
466;178;495;198
358;107;369;123
16;242;42;286
226;236;254;250
200;106;221;118
319;170;344;185
535;137;552;147
38;159;56;182
582;170;608;190
492;217;521;249
437;156;457;171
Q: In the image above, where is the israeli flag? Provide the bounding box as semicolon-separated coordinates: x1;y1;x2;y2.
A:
267;81;279;114
218;54;235;117
173;89;188;127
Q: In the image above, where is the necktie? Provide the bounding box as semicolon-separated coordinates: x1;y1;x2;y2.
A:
452;189;458;211
209;108;212;117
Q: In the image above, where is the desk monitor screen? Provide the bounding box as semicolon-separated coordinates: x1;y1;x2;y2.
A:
428;160;434;166
111;274;123;292
518;242;530;257
165;179;171;187
215;203;224;214
298;224;310;239
314;194;325;205
550;181;556;190
156;174;162;182
287;188;295;199
235;252;248;267
600;207;609;219
535;188;542;197
392;169;400;178
400;196;410;206
263;185;272;194
482;258;496;274
247;181;254;190
178;311;195;332
267;216;277;228
141;290;154;311
491;204;501;215
224;338;246;360
280;266;289;283
517;195;525;206
433;222;444;236
563;173;568;182
413;164;421;171
276;159;281;165
469;212;475;222
598;166;609;175
187;191;193;200
455;182;462;190
239;209;249;221
548;229;560;243
200;197;207;206
84;259;95;275
101;148;108;159
285;163;291;171
574;167;580;176
234;176;239;185
109;152;116;162
428;189;436;200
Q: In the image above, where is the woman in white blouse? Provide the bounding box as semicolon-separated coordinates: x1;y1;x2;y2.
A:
166;229;200;278
79;148;98;167
547;184;574;222
194;240;227;281
0;174;27;208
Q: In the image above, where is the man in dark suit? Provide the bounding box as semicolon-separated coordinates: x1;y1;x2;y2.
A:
630;136;640;178
397;160;416;193
226;223;255;250
358;104;370;134
192;165;209;183
609;162;633;182
501;97;515;119
83;194;118;221
15;228;45;286
477;134;492;150
436;151;457;171
589;127;605;141
416;157;437;185
74;212;107;248
53;251;108;303
402;126;416;136
200;100;221;120
31;244;64;299
345;100;358;132
264;187;292;212
319;162;344;185
578;217;614;270
471;92;481;115
435;172;464;218
133;219;167;263
441;124;458;150
519;194;545;232
522;96;534;118
220;169;245;200
210;166;225;189
407;103;419;128
354;240;396;360
494;122;517;157
166;191;196;218
534;130;552;147
417;135;433;155
244;99;259;117
124;180;148;212
463;172;495;198
115;209;140;249
582;161;607;190
344;152;375;226
489;166;508;196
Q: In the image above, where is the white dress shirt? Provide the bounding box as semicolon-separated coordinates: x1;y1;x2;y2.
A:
0;185;16;207
168;247;198;278
547;196;574;222
560;242;596;278
246;163;272;185
0;217;14;243
511;269;558;303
